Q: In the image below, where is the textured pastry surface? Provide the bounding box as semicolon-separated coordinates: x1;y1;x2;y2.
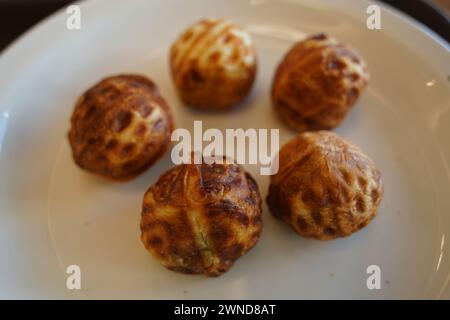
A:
267;131;383;240
141;157;262;276
68;74;174;181
272;33;369;132
170;18;256;110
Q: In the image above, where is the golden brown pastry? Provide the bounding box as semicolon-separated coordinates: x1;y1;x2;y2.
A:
267;131;383;240
272;33;369;132
140;156;262;276
68;74;174;181
170;18;257;110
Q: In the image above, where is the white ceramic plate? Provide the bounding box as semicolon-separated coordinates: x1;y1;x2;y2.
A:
0;0;449;299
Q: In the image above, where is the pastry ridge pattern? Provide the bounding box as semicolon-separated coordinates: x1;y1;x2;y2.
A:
267;131;383;240
141;157;262;276
170;18;257;109
68;74;174;181
272;33;369;132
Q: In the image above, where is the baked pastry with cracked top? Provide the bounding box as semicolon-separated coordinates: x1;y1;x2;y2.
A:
68;74;174;181
272;33;369;132
267;131;383;240
170;18;257;110
140;156;262;276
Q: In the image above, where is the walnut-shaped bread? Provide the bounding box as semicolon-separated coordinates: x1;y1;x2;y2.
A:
272;33;369;132
170;18;257;110
68;74;174;181
140;157;262;276
267;131;383;240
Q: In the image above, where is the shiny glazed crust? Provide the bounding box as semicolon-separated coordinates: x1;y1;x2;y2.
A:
272;33;369;132
170;18;257;110
267;131;383;240
68;74;174;181
140;157;262;276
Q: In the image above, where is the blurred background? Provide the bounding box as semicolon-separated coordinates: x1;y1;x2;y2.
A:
0;0;449;53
